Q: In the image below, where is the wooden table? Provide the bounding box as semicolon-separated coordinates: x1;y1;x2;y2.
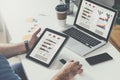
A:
110;25;120;52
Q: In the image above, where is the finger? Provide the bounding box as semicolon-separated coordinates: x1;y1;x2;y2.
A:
74;61;79;65
68;60;74;62
33;28;41;36
77;69;83;74
77;64;82;70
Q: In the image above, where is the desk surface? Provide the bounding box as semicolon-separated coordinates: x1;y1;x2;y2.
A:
1;0;120;80
22;42;120;80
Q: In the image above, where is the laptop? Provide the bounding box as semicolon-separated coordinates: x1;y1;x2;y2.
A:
63;0;117;56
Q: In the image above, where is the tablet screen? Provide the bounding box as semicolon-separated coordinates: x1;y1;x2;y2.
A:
26;28;68;67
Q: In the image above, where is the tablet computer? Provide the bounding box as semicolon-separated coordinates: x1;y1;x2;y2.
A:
26;28;69;67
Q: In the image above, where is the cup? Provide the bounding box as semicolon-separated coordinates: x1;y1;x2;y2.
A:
55;4;68;27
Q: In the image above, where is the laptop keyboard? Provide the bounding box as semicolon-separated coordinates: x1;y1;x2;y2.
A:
63;28;101;48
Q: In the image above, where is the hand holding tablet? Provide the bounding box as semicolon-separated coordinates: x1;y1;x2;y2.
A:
26;28;69;67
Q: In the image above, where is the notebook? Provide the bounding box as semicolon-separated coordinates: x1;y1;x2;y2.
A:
63;0;117;56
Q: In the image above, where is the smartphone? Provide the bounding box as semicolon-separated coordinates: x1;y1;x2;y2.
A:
85;53;113;65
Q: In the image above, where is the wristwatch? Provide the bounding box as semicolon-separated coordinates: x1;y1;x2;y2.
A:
24;40;30;53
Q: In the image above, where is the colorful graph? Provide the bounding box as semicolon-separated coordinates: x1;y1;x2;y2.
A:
96;10;111;29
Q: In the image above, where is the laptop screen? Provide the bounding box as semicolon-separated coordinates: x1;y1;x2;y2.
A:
75;0;117;39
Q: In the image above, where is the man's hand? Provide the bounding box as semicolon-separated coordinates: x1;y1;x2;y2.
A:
28;27;41;49
52;60;83;80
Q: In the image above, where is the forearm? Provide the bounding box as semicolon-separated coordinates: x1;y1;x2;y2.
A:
0;27;40;58
51;60;83;80
51;71;68;80
0;42;26;58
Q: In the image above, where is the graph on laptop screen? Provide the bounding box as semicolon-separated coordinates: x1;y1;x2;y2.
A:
76;0;116;39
